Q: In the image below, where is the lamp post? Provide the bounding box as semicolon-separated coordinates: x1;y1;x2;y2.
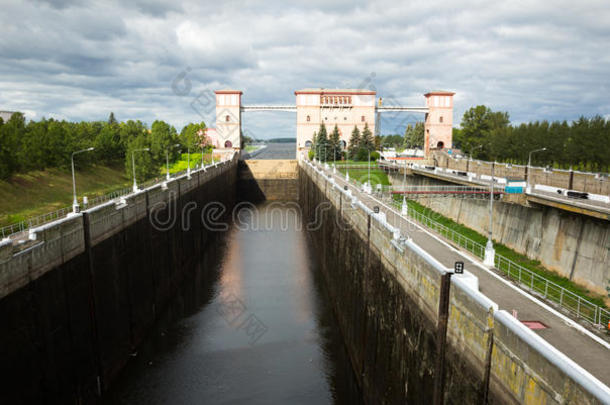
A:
166;143;180;181
132;147;150;192
484;161;496;266
368;150;371;184
187;146;191;178
201;142;208;169
467;144;482;173
527;147;547;192
324;144;328;169
364;150;371;194
401;159;408;215
71;147;95;213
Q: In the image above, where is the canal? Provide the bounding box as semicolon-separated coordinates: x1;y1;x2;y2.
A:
104;201;362;404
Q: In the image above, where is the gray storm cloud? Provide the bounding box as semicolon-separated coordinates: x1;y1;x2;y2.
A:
0;0;608;138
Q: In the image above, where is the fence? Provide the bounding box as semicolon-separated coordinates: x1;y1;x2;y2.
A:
333;165;610;328
390;194;609;328
0;166;199;239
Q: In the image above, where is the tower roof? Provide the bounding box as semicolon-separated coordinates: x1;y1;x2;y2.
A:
424;90;455;97
295;88;376;95
215;89;243;94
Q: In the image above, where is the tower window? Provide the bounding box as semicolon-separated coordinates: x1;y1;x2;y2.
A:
344;117;347;120
439;116;443;123
361;116;365;122
307;115;310;122
225;115;230;122
325;117;328;120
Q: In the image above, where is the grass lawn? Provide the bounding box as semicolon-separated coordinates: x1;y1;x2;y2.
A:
338;167;390;187
0;164;130;228
397;197;608;309
164;152;214;175
334;160;378;166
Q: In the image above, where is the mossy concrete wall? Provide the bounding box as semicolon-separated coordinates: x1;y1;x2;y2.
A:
433;153;609;195
389;173;610;299
0;159;237;403
301;161;609;404
238;159;298;201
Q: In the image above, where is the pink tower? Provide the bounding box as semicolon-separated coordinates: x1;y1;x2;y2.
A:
424;91;455;155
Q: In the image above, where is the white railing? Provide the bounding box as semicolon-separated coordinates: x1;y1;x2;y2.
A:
0;163;223;240
329;162;610;328
392;197;610;327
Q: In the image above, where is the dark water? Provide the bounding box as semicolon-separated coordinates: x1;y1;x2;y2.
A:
104;203;361;404
246;142;296;159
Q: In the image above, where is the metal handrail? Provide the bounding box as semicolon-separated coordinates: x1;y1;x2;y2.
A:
0;163;223;239
391;197;610;327
335;168;610;328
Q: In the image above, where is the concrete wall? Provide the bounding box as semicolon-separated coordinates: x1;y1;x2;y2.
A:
300;161;609;404
434;153;610;195
238;159;298;201
0;158;238;403
390;173;610;299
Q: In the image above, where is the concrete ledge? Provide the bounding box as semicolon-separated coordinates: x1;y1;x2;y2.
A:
492;310;610;404
0;158;239;299
302;160;610;404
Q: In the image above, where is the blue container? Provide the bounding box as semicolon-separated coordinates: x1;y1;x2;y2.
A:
505;186;524;194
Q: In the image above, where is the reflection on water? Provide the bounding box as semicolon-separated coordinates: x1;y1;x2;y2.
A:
105;202;362;404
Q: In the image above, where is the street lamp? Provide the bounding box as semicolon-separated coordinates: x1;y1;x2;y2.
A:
527;147;547;192
132;147;150;192
166;143;181;181
324;143;328;169
484;161;496;266
467;144;482;172
368;150;371;184
71;147;95;213
186;146;192;178
401;158;408;215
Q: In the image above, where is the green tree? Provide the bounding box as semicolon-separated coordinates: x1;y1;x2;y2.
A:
360;123;374;152
94;123;122;163
329;124;341;161
119;120;146;156
125;134;157;182
348;126;361;159
404;122;425;149
459;105;509;159
0;113;24;178
179;122;206;151
150;120;179;165
314;123;329;161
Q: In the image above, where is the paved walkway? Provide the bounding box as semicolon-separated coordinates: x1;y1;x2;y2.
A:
319;163;610;387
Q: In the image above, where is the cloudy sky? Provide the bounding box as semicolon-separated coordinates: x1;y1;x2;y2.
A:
1;0;609;139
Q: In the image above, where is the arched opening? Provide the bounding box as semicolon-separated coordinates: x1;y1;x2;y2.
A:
224;140;233;148
225;115;230;122
305;140;313;148
436;141;444;149
306;115;310;122
439;116;443;123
